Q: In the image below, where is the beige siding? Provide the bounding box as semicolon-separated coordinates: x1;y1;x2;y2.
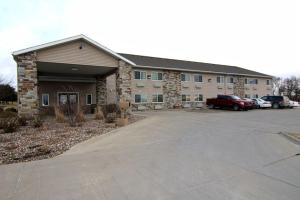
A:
37;40;118;67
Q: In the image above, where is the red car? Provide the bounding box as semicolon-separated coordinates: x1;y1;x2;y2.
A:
206;95;253;111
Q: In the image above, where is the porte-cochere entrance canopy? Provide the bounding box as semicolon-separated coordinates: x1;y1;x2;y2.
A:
13;35;134;116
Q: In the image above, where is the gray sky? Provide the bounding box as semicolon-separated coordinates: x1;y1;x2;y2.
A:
0;0;299;87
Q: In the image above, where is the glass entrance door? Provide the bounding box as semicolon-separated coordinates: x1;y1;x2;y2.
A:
58;93;78;106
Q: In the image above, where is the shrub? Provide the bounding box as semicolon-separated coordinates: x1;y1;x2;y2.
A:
54;106;65;123
5;107;17;113
2;118;19;133
75;110;85;123
105;113;116;123
32;116;43;128
0;119;5;129
95;106;104;120
18;116;27;126
102;104;119;118
0;111;17;119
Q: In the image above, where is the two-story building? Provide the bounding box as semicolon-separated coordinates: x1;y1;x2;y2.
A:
13;35;273;116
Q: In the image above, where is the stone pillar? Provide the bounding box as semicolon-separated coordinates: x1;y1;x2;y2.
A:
116;61;132;104
163;70;181;108
233;76;245;98
96;76;107;105
16;52;39;117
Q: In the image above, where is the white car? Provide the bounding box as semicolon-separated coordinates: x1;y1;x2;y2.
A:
289;100;300;108
252;98;272;108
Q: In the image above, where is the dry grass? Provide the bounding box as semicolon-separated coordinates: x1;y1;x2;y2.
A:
75;110;85;123
54;107;65;123
95;106;104;120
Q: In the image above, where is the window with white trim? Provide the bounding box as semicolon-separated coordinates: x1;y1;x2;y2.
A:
266;79;271;85
181;94;191;102
227;77;234;84
217;76;224;83
181;73;190;81
42;94;49;106
194;74;203;82
194;94;203;102
86;94;92;105
152;94;163;103
245;78;258;84
135;94;147;103
134;71;146;80
151;72;163;80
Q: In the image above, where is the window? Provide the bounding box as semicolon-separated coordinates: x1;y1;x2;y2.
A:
245;94;250;98
151;72;163;80
181;94;191;102
134;71;146;80
217;76;224;83
266;80;271;85
42;94;49;106
135;94;147;103
246;78;258;84
181;73;190;81
227;77;234;84
252;94;259;98
86;94;92;105
194;74;203;82
152;94;163;103
194;94;203;102
249;79;258;84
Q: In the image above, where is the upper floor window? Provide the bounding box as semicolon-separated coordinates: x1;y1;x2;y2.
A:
227;77;234;84
181;73;190;82
152;94;163;103
217;76;224;84
151;72;163;80
42;94;49;106
134;71;146;80
135;94;147;103
194;74;203;82
266;79;271;85
245;78;258;84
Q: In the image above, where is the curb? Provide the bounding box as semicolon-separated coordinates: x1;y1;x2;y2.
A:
279;132;300;145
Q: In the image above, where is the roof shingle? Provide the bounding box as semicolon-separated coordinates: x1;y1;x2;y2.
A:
119;53;272;77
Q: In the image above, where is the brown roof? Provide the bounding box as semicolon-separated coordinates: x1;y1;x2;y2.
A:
119;53;272;77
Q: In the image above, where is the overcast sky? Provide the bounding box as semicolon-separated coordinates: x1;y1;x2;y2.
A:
0;0;299;87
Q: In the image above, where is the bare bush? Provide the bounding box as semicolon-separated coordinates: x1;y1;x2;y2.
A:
54;106;65;123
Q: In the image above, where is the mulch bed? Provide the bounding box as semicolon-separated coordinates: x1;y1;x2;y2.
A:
0;115;145;165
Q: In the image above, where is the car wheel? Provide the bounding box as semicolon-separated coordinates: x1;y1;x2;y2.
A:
272;103;279;109
207;104;214;109
233;104;240;111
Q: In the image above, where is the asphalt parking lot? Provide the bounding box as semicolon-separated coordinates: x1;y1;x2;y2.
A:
1;108;300;200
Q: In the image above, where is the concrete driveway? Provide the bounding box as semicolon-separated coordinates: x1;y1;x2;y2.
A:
1;109;300;200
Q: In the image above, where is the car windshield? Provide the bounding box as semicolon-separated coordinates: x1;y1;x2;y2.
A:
231;96;241;100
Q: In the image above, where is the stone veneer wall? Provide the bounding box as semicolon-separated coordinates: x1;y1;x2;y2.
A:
116;61;132;103
162;70;181;108
233;76;245;97
96;76;107;105
16;52;39;117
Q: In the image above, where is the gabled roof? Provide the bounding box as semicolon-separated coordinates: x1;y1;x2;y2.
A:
12;34;136;66
119;53;272;78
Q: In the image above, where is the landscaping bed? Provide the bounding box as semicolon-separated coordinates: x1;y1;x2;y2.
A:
0;114;144;164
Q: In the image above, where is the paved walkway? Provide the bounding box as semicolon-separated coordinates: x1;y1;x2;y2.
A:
1;109;300;200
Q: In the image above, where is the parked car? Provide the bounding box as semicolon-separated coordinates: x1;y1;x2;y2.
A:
242;98;256;109
289;100;300;108
206;95;253;111
260;96;290;109
251;98;272;109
